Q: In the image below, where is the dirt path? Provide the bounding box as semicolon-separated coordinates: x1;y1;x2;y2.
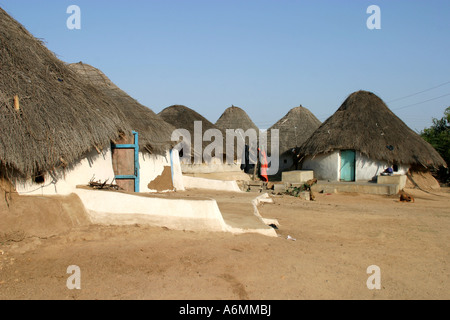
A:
0;188;449;300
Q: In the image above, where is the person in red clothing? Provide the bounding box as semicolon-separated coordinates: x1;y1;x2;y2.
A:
258;148;269;182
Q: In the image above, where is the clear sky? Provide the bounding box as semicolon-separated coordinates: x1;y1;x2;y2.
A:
1;0;449;132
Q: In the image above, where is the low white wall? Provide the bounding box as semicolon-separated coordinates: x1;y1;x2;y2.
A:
15;147;116;196
302;152;340;181
182;176;242;192
74;188;278;236
74;189;228;232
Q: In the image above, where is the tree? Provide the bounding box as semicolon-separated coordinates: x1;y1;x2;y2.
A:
421;107;450;183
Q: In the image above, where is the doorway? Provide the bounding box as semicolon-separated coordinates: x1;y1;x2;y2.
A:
340;150;356;182
111;131;140;192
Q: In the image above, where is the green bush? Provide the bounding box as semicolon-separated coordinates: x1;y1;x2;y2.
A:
421;107;450;183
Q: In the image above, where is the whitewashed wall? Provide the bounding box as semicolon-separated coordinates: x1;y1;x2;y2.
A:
301;151;409;181
355;153;409;181
139;149;185;192
170;149;185;191
16;147;186;196
302;151;340;181
15;147;116;196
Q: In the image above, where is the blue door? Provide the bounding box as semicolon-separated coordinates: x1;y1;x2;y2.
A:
340;150;355;182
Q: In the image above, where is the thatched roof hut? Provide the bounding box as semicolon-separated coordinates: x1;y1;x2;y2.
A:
215;105;260;163
159;105;219;158
0;8;129;180
268;105;321;155
299;90;446;169
68;62;175;155
215;105;259;133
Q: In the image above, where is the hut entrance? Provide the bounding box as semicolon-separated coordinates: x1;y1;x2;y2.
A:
340;150;356;182
111;131;140;192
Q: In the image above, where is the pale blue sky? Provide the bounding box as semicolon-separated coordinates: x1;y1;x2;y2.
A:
1;0;449;131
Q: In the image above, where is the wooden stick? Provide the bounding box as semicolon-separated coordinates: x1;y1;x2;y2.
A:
14;95;20;110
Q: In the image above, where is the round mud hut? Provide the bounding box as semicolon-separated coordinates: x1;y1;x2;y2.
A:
298;90;447;182
159;105;238;173
0;8;131;195
215;105;260;172
267;105;322;175
69;62;184;192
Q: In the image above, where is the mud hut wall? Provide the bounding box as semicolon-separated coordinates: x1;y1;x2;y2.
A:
270;149;299;176
301;151;340;181
302;151;410;181
15;147;116;195
139;149;185;193
170;149;185;191
355;153;409;181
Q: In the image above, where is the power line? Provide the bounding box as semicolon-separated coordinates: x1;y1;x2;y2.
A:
387;80;450;103
393;93;450;111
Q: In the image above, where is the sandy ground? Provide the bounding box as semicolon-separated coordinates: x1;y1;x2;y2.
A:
0;187;449;300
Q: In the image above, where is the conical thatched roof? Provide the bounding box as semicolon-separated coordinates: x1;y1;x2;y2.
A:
0;8;129;179
69;62;175;155
159;105;221;161
159;105;218;133
215;105;259;133
298;90;447;168
215;106;260;160
268;106;321;155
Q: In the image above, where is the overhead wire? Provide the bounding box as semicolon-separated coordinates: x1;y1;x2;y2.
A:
387;80;450;103
392;93;450;111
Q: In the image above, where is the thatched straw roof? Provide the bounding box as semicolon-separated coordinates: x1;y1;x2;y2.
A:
69;62;175;155
159;105;218;133
0;8;130;179
215;106;260;160
298;90;447;168
215;105;259;133
159;105;221;161
268;106;321;155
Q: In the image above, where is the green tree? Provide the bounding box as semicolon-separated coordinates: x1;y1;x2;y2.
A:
421;107;450;182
